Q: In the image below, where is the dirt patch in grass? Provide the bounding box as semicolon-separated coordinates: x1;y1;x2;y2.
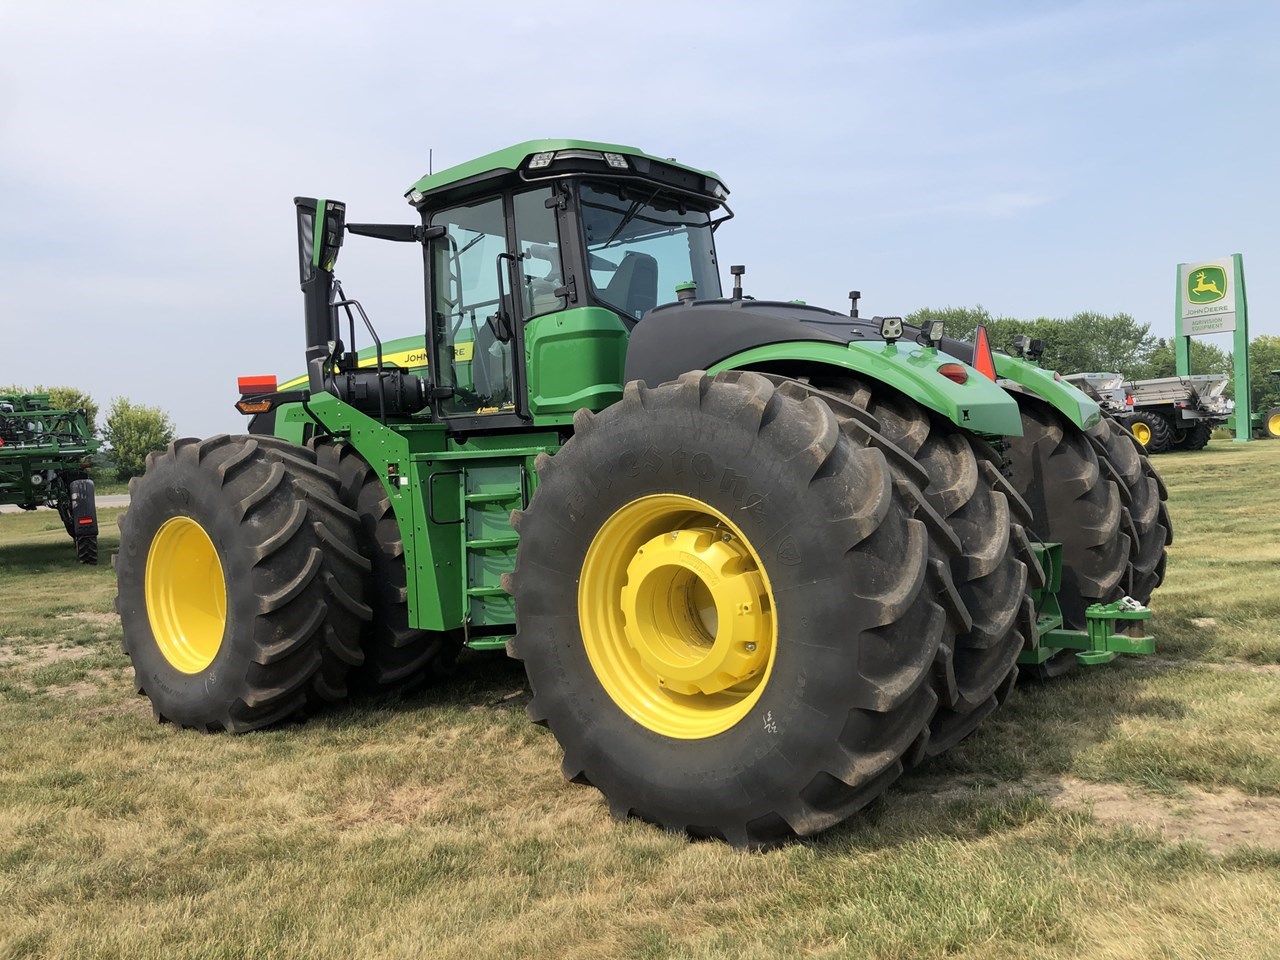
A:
1143;656;1280;676
0;643;94;669
45;670;116;699
328;785;445;828
1051;777;1280;854
924;775;1280;855
55;612;119;629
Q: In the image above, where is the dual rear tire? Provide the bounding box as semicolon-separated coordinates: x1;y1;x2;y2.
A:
508;371;1031;846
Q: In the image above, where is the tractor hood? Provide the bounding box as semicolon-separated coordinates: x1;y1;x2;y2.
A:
624;299;886;387
624;298;1030;437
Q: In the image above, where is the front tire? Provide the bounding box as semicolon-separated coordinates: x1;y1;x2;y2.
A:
1005;399;1129;679
508;371;948;847
1087;415;1171;604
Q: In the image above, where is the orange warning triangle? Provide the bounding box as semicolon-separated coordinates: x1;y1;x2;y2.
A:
973;325;997;381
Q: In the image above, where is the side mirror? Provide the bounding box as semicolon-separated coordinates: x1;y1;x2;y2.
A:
294;197;346;285
315;199;346;272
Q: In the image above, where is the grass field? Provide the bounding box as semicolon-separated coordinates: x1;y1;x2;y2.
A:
2;441;1278;959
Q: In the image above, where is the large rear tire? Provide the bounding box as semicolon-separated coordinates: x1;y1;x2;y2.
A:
1005;400;1129;680
115;435;369;732
809;375;1032;762
508;371;950;848
312;439;461;693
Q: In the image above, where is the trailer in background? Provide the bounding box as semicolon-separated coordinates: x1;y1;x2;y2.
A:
1063;372;1230;453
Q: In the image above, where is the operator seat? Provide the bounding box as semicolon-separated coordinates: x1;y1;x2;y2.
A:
471;318;512;407
602;252;659;321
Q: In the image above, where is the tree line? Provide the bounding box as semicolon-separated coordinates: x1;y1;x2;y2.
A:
0;385;175;479
906;306;1280;412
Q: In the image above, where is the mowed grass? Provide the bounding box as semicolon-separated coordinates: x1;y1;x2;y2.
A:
2;442;1279;959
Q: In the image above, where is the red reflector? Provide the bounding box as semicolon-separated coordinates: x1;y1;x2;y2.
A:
78;517;94;525
238;375;277;394
973;325;997;381
937;363;969;384
1127;396;1135;405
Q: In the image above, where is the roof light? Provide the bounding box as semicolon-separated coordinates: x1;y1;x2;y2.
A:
554;149;603;161
602;152;629;169
937;363;969;384
528;152;555;169
407;189;425;204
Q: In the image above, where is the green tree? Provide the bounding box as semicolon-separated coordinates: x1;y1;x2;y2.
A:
1247;335;1280;415
1132;337;1232;381
906;306;1157;377
0;384;99;434
102;397;175;480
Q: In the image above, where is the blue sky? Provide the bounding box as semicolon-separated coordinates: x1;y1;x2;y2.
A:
1;1;1276;437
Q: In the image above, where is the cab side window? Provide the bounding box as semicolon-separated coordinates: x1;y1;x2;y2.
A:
429;196;511;415
512;187;565;320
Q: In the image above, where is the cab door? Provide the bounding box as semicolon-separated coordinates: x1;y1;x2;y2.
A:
426;187;566;429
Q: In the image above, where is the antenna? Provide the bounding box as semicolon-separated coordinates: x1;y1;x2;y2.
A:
429;148;433;176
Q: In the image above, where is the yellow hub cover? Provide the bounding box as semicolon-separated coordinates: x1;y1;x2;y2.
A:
1268;412;1280;437
145;516;227;673
1131;421;1152;446
578;494;776;739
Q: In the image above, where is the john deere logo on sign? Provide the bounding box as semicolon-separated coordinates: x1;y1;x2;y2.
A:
1187;266;1227;304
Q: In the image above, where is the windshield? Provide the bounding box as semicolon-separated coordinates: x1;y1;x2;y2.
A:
578;180;722;320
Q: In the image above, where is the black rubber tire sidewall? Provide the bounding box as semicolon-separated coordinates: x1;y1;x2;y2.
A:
117;452;305;727
516;388;926;831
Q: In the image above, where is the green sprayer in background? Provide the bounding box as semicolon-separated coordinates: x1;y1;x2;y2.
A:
0;393;99;563
114;140;1170;847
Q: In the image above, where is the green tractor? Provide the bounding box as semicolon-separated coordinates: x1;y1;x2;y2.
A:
1;393;100;563
114;140;1170;846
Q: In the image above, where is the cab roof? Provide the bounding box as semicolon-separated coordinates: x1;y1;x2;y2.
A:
404;138;724;206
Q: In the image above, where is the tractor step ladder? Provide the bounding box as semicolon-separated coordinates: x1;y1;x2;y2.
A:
458;460;526;650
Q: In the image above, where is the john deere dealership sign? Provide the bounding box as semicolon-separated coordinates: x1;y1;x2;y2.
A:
1174;253;1251;441
1178;257;1237;336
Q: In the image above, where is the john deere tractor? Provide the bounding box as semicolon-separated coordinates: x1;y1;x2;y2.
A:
115;140;1170;846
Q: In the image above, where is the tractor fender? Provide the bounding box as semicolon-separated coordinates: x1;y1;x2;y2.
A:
993;354;1102;430
707;340;1024;437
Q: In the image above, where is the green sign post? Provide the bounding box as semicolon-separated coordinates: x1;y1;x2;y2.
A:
1175;254;1251;441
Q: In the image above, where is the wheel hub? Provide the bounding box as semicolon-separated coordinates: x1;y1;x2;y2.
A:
1131;421;1152;445
619;527;770;696
145;516;227;673
578;494;777;739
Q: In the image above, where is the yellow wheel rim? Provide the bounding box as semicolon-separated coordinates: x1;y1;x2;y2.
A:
145;516;227;673
1131;421;1152;446
1268;413;1280;437
578;494;776;739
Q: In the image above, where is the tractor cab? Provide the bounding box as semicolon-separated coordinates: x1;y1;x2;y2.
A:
286;141;731;435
